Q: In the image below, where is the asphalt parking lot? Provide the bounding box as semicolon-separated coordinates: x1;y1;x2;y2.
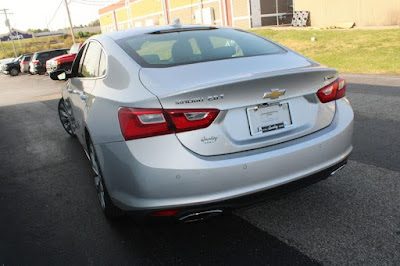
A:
0;73;399;265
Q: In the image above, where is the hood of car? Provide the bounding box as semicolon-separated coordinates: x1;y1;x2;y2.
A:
48;53;77;63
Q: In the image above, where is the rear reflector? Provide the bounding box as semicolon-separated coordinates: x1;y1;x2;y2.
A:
317;77;346;103
152;210;179;216
118;108;219;140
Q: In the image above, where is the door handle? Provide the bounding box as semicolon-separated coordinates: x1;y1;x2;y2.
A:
67;88;73;93
80;93;88;101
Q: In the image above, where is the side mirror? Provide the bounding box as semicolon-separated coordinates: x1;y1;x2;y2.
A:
50;69;70;81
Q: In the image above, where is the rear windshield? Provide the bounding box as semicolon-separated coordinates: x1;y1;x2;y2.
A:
116;28;285;68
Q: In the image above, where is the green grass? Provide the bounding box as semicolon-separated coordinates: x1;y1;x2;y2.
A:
250;29;400;75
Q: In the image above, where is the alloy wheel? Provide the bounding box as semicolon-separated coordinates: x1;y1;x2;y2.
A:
89;142;106;210
57;99;75;136
10;68;18;76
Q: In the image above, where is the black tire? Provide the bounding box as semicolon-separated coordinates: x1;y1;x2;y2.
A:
57;98;75;137
88;139;124;219
10;68;19;76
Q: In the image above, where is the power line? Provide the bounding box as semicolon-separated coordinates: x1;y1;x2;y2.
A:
47;0;64;29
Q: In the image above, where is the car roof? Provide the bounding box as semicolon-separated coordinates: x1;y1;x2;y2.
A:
103;25;221;41
34;48;69;54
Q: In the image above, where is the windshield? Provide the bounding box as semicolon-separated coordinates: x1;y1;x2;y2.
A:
70;43;81;54
116;28;285;68
13;55;23;62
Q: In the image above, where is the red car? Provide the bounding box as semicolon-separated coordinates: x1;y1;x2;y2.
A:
46;43;83;73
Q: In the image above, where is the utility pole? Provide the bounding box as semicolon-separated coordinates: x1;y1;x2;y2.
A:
0;39;6;59
63;0;76;44
125;0;131;29
0;9;18;57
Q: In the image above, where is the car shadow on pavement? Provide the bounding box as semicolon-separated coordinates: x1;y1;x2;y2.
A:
0;99;318;265
106;210;319;265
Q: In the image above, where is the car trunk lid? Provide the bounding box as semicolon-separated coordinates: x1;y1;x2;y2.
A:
139;53;338;156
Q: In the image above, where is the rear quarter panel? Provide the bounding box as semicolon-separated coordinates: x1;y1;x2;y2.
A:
83;35;162;145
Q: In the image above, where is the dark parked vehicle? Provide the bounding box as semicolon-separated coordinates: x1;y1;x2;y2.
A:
20;55;33;73
29;48;69;74
2;53;33;76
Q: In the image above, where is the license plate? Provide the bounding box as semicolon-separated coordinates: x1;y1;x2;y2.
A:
247;102;292;136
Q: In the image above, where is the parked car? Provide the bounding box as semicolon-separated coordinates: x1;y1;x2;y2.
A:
0;58;15;76
20;54;33;73
0;58;14;74
2;53;33;76
52;23;353;221
29;48;69;74
46;43;83;74
0;57;14;65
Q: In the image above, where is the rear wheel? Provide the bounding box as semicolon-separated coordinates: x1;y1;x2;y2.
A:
88;139;124;219
10;68;19;76
57;98;75;137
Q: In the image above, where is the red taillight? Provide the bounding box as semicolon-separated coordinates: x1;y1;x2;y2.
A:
317;77;346;103
21;61;26;65
32;60;39;64
118;107;220;140
168;109;220;133
118;108;173;140
152;210;179;216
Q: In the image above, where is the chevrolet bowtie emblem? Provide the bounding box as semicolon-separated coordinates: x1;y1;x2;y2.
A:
263;89;286;99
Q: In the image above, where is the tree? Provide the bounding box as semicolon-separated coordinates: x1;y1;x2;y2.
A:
88;19;100;27
27;28;50;33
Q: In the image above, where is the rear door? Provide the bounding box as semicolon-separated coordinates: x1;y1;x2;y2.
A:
67;41;103;145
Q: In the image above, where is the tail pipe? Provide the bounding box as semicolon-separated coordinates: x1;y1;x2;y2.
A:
330;162;347;176
178;209;223;223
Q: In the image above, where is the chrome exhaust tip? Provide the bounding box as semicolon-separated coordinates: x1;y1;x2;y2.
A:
330;163;347;176
179;209;223;223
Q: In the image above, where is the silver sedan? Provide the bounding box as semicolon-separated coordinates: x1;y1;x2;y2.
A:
52;23;353;222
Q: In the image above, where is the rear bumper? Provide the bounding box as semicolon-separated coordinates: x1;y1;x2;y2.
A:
95;98;354;212
134;157;349;221
30;65;44;74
